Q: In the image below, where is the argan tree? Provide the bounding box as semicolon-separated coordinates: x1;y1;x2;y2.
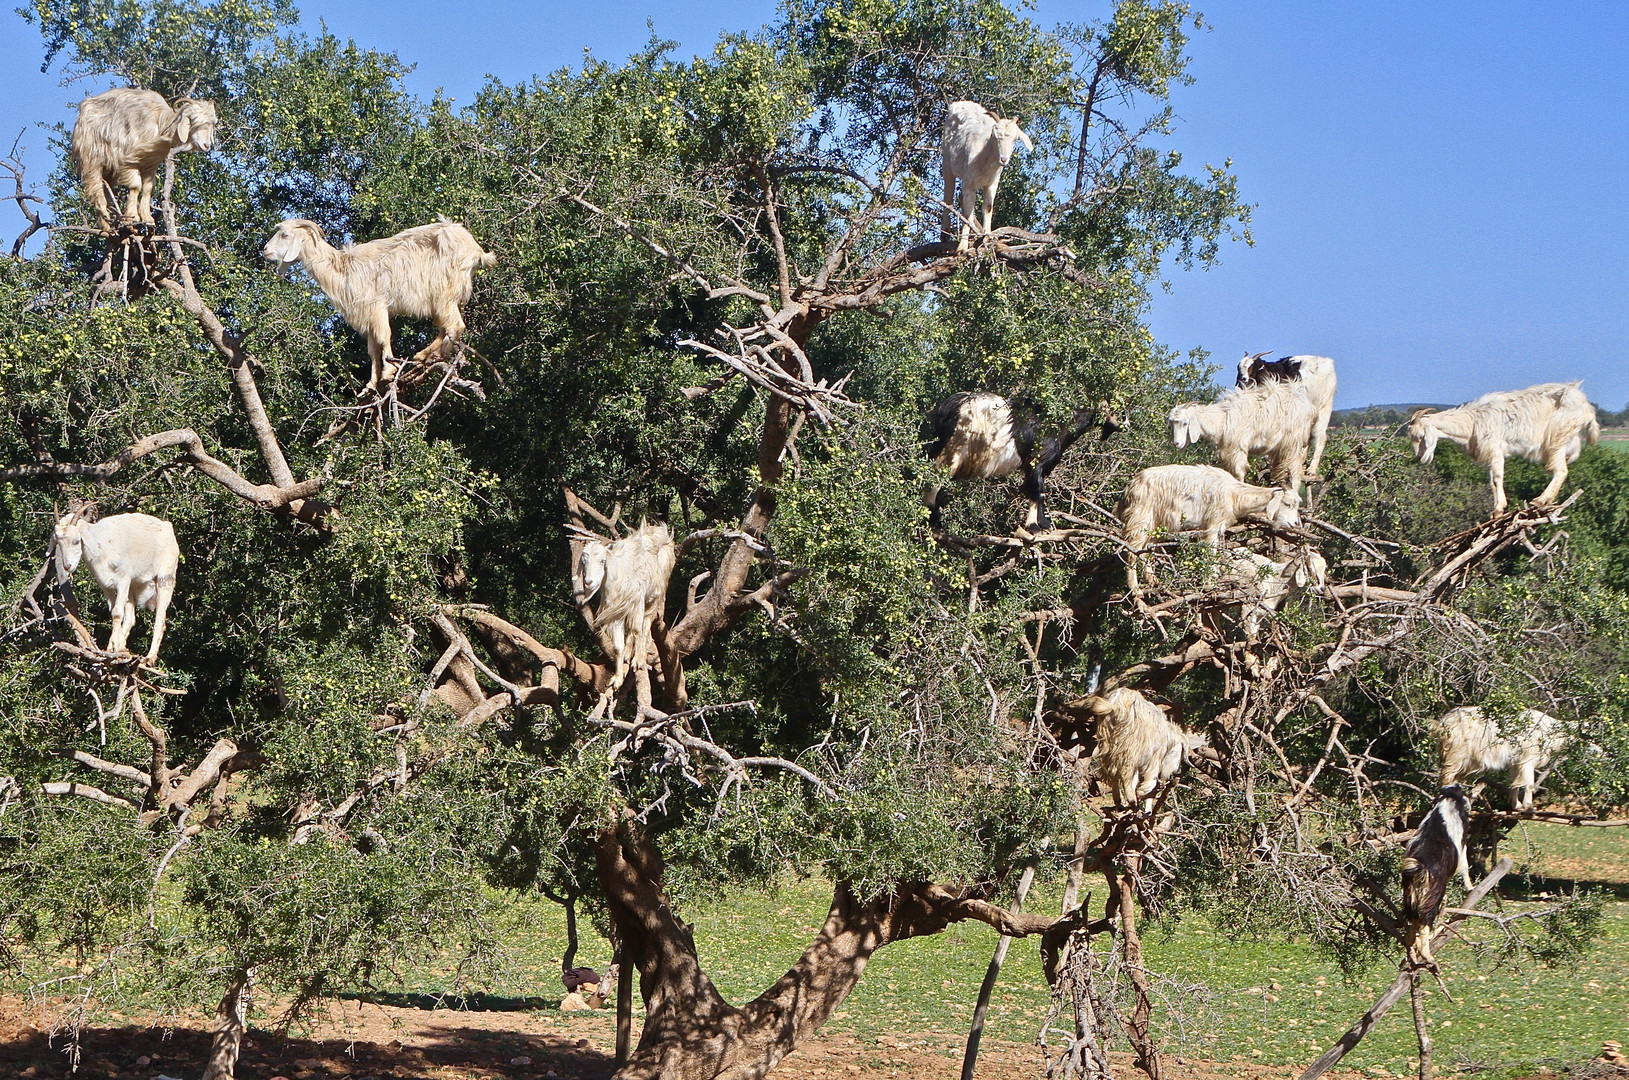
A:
3;2;1625;1080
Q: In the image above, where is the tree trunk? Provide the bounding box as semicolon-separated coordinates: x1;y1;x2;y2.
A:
595;818;1045;1080
201;967;254;1080
1112;866;1162;1080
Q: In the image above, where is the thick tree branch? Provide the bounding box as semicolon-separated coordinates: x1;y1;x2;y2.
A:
1;428;323;515
41;781;135;810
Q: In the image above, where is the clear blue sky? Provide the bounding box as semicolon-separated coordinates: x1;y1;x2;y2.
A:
3;2;1625;410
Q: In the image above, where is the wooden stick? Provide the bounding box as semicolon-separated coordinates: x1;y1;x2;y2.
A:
1409;971;1432;1080
962;862;1037;1080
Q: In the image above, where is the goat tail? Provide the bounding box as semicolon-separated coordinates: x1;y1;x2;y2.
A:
477;249;498;268
1587;414;1601;445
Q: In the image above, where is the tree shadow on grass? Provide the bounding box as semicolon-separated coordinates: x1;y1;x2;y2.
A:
336;989;559;1012
0;1016;617;1080
1500;873;1629;901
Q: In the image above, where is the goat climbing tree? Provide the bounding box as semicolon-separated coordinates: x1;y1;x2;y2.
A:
3;2;1627;1080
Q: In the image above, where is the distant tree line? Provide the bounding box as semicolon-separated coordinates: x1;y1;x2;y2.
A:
1333;401;1629;430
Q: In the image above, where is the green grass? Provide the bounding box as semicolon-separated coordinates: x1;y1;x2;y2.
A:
16;822;1624;1076
438;822;1629;1077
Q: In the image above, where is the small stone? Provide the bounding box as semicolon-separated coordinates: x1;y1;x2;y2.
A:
510;1057;532;1066
575;1038;591;1048
136;1057;152;1067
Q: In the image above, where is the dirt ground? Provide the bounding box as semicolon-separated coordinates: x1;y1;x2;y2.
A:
0;995;1388;1080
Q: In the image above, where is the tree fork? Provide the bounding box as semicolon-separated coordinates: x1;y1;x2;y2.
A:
596;816;1087;1080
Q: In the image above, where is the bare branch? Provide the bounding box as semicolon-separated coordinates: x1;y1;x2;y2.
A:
41;781;135;810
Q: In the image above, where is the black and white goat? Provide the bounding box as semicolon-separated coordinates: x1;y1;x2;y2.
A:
922;393;1115;531
1400;784;1472;967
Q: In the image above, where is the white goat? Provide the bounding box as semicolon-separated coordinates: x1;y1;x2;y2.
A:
1433;706;1569;810
1086;688;1207;811
1170;380;1317;490
1116;464;1303;593
70;88;217;230
1236;353;1339;480
1225;547;1328;638
262;217;497;389
53;511;179;663
578;522;677;692
1409;382;1599;514
941;100;1033;250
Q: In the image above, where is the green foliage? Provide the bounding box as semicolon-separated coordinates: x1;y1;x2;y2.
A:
5;0;1625;1063
21;0;296;97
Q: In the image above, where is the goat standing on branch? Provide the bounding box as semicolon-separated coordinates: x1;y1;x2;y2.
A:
262;217;496;391
578;522;677;694
1170;379;1318;490
922;392;1112;532
53;509;179;664
1434;706;1570;810
1086;688;1207;811
1116;463;1303;593
1401;784;1471;967
941;101;1033;251
71;88;217;231
1236;352;1338;480
1409;381;1599;514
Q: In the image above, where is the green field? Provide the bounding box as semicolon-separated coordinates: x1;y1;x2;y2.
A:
428;821;1628;1078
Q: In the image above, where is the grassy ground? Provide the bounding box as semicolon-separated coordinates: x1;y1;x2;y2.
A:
445;821;1628;1078
3;823;1623;1078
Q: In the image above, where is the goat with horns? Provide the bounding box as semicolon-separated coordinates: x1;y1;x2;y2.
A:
940;101;1032;250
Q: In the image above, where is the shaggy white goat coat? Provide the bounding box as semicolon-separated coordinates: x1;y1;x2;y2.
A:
941;101;1032;249
1224;547;1328;638
53;512;179;663
262;217;496;389
1116;464;1303;593
579;523;677;691
1169;380;1317;490
1434;706;1569;810
1087;688;1207;811
1409;382;1599;513
1236;354;1339;479
71;88;217;229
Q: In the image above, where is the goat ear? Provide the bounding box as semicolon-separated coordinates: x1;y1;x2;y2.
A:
1015;125;1033;153
175;109;192;146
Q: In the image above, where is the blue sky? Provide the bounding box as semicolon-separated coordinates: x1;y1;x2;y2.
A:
3;1;1625;409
